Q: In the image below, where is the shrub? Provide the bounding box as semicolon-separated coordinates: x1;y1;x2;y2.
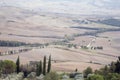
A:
87;74;104;80
105;73;120;80
20;64;35;77
44;72;59;80
1;60;16;74
83;67;93;78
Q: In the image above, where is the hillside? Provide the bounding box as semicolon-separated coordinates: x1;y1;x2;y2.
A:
0;6;120;72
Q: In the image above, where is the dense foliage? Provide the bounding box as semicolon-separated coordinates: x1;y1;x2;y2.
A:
44;72;59;80
87;74;104;80
0;60;16;74
83;67;93;78
85;57;120;80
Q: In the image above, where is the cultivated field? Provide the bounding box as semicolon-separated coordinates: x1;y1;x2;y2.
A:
0;6;120;72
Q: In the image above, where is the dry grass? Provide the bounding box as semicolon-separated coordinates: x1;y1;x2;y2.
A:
0;6;120;72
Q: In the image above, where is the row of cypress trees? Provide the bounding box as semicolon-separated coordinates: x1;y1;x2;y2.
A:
36;55;51;76
15;55;51;76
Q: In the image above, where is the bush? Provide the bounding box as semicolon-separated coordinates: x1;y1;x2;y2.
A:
1;60;16;74
105;73;120;80
83;67;93;78
87;74;104;80
20;64;35;77
44;72;60;80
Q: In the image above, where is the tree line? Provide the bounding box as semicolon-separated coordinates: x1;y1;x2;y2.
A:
0;40;27;47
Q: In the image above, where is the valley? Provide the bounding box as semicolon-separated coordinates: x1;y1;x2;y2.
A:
0;6;120;73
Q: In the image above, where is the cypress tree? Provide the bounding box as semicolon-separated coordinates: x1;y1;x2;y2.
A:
43;56;46;75
36;61;42;76
16;56;20;73
36;64;39;76
39;61;42;75
110;62;116;73
115;56;120;73
47;55;51;73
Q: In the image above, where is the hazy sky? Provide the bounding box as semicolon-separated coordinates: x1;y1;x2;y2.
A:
0;0;120;15
1;0;120;8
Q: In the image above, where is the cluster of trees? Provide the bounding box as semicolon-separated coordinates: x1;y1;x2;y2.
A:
67;44;77;48
0;56;20;76
0;55;52;78
15;55;52;77
36;55;51;76
0;60;16;75
83;57;120;80
0;40;27;47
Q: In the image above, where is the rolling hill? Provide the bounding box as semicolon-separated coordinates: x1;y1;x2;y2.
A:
0;5;120;72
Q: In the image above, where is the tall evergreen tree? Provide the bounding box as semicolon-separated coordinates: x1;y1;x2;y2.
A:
47;55;51;73
39;61;42;75
110;62;116;73
36;61;42;76
43;56;46;75
115;56;120;73
36;64;39;76
16;56;20;73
